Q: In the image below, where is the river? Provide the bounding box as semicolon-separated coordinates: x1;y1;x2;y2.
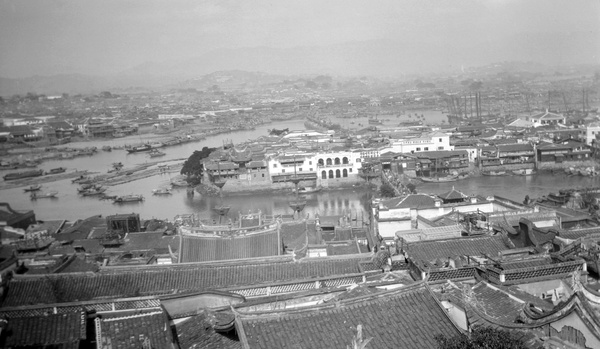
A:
1;115;598;222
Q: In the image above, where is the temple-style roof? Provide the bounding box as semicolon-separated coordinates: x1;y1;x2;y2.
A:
174;311;241;349
56;215;106;242
404;235;511;264
179;230;281;263
2;255;371;306
95;309;175;349
1;309;86;348
236;282;460;349
559;227;600;240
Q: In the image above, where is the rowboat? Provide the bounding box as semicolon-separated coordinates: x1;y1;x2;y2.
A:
46;167;66;175
481;170;506;176
420;175;458;183
152;188;172;195
81;188;107;196
30;191;58;199
23;184;42;192
113;194;145;203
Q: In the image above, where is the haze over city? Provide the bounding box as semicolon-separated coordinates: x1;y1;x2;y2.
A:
0;0;598;82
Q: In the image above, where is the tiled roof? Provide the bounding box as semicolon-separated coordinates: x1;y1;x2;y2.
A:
56;215;106;242
280;221;308;250
111;232;179;254
2;310;86;348
204;161;238;171
237;282;460;349
247;160;266;168
559;227;600;240
532;110;565;120
57;256;99;273
380;194;437;209
179;230;280;263
96;309;174;349
2;256;369;306
497;143;534;152
438;188;466;201
174;311;241;349
326;241;361;256
72;239;104;254
405;235;511;263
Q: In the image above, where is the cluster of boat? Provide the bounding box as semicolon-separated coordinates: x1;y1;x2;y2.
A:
23;184;58;200
564;167;598;177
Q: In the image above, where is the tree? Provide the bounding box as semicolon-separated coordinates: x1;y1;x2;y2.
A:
180;147;216;185
435;326;528;349
380;183;396;198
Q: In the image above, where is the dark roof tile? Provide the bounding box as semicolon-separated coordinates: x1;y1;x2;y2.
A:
237;283;459;349
405;235;511;263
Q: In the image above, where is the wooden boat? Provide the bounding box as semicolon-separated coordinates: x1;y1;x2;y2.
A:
30;191;58;199
152;188;172;195
512;169;537;176
126;142;164;153
3;169;44;181
113;194;145;203
481;170;506;176
126;144;152;153
72;176;92;184
81;188;107;196
297;186;322;194
102;145;112;151
420;175;458;183
148;149;166;158
23;184;42;192
171;179;189;187
46;167;66;175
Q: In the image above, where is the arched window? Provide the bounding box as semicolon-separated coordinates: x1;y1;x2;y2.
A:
328;170;334;179
318;158;324;166
326;158;332;166
334;157;341;165
342;157;349;164
322;170;327;179
336;169;341;178
343;169;348;177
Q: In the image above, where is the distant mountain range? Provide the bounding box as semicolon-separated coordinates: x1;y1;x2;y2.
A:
0;31;597;96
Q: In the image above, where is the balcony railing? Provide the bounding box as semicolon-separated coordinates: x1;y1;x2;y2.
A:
317;162;353;168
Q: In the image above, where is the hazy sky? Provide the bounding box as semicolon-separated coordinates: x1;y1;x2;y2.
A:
0;0;598;78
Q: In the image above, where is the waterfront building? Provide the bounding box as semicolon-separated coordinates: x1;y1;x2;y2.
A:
314;149;363;182
537;140;592;163
385;130;453;154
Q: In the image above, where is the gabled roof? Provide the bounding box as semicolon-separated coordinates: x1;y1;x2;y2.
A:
438;188;467;201
531;110;565;120
380;194;437;209
236;282;460;349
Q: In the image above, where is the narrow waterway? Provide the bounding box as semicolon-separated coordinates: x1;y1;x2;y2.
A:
1;117;598;222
